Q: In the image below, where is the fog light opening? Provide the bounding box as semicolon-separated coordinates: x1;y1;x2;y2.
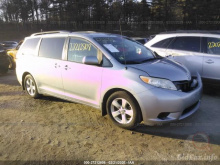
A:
158;112;170;120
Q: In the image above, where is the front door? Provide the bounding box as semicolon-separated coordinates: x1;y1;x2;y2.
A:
166;36;203;77
61;37;103;107
202;37;220;82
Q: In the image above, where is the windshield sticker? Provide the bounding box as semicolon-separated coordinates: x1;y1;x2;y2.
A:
103;44;119;53
69;43;92;51
136;47;142;54
208;42;220;49
96;38;114;42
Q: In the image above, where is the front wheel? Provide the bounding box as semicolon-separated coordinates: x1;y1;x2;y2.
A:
106;91;141;129
24;74;40;99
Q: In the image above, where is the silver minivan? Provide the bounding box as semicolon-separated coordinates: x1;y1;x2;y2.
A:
16;31;202;129
145;31;220;86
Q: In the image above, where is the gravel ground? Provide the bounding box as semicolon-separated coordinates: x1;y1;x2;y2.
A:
0;71;220;165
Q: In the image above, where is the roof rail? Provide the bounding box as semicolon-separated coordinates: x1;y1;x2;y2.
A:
160;30;220;35
72;31;97;33
31;30;71;36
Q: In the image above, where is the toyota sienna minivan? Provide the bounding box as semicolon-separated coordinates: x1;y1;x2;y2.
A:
16;31;203;129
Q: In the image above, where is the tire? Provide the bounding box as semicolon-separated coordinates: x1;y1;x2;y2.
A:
24;74;40;99
106;91;141;129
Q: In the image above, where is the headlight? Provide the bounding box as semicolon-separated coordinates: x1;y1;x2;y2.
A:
140;76;177;90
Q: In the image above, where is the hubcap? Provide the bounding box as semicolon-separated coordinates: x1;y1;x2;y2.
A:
110;98;133;124
26;78;36;96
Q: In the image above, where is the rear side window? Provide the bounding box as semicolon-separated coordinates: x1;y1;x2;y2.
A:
205;37;220;55
39;38;65;59
152;38;174;48
67;38;98;63
21;38;40;53
169;37;200;52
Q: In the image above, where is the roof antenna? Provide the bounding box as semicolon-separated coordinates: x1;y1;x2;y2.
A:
119;18;127;70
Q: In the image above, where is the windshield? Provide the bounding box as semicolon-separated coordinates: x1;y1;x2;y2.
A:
94;37;156;64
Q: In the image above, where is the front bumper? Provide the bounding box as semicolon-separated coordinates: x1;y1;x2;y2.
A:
135;73;203;126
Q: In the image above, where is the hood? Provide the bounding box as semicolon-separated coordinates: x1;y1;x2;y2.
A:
129;58;191;82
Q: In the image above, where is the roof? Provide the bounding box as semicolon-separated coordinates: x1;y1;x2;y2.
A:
30;31;121;38
160;30;220;35
132;37;147;40
31;30;71;36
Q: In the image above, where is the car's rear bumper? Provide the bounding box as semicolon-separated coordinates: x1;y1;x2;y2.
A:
135;73;203;126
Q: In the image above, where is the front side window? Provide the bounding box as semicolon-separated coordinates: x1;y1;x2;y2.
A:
94;37;155;64
67;38;98;63
152;38;174;48
206;37;220;55
39;37;65;59
21;38;40;53
169;37;200;52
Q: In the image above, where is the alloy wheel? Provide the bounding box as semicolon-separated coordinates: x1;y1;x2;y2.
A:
26;78;36;96
110;98;134;124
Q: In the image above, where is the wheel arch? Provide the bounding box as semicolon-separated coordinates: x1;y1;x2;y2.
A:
101;88;143;121
22;72;34;90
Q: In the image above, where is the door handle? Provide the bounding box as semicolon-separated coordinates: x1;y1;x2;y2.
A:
64;65;71;70
205;59;214;64
55;63;60;68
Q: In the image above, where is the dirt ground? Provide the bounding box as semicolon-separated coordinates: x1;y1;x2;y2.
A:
0;71;220;165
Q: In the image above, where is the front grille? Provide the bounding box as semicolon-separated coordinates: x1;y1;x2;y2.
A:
174;78;198;92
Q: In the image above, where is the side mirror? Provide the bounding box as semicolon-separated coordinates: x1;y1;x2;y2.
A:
83;56;99;65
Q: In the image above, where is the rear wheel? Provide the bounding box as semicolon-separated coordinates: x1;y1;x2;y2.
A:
24;75;40;99
106;91;141;129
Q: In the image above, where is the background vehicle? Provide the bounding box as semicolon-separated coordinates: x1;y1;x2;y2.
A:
145;31;220;85
0;45;10;74
132;37;149;45
7;40;23;70
16;31;202;129
1;41;18;50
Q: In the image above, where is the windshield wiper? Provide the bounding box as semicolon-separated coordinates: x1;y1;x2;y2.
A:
139;57;163;64
123;61;141;64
